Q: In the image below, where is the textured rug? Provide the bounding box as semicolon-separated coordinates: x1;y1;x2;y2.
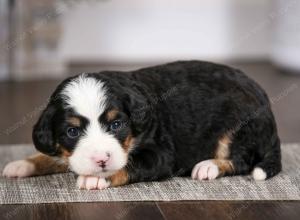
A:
0;143;299;204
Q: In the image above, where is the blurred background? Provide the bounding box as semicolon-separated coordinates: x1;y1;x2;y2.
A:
0;0;299;144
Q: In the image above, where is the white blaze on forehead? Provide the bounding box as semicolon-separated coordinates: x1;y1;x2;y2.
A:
61;74;107;119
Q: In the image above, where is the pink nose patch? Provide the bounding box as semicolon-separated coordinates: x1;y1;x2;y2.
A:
91;152;111;168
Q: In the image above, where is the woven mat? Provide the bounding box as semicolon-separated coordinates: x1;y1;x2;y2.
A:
0;144;299;204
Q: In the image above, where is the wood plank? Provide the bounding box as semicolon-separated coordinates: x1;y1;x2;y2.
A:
157;201;300;220
0;202;165;220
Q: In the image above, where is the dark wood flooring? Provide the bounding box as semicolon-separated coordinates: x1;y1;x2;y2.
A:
0;61;300;220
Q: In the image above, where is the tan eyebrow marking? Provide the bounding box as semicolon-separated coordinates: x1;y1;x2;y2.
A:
67;117;81;127
106;109;119;121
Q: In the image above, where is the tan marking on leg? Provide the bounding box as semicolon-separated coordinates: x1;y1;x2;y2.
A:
215;134;232;159
108;169;129;187
212;159;234;176
27;153;68;176
67;117;81;127
106;109;119;121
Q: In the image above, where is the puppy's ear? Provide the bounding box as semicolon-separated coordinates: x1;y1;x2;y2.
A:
124;91;152;135
32;104;58;156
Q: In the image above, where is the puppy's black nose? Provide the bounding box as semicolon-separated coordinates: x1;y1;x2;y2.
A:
97;160;107;168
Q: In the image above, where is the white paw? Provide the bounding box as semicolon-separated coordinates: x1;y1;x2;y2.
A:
77;175;111;190
252;167;267;181
2;160;35;178
191;160;219;180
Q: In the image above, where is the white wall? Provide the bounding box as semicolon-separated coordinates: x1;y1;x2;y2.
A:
59;0;273;63
0;0;9;80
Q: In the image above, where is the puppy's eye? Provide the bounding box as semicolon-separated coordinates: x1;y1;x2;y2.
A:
110;120;122;131
67;127;80;138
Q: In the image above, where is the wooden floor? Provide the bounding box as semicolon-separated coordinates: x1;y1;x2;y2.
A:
0;61;300;220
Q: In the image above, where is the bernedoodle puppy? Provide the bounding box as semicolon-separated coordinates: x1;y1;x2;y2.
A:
3;61;281;190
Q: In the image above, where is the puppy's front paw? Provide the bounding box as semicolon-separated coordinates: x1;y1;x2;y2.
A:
77;175;110;190
191;160;220;180
2;160;35;178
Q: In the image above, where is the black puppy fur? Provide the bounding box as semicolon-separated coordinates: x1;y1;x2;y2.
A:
33;60;281;184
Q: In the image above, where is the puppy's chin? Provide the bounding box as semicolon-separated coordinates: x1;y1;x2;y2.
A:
77;169;118;178
70;165;121;178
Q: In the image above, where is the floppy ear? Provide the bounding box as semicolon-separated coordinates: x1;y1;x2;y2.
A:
124;90;152;135
32;104;58;156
